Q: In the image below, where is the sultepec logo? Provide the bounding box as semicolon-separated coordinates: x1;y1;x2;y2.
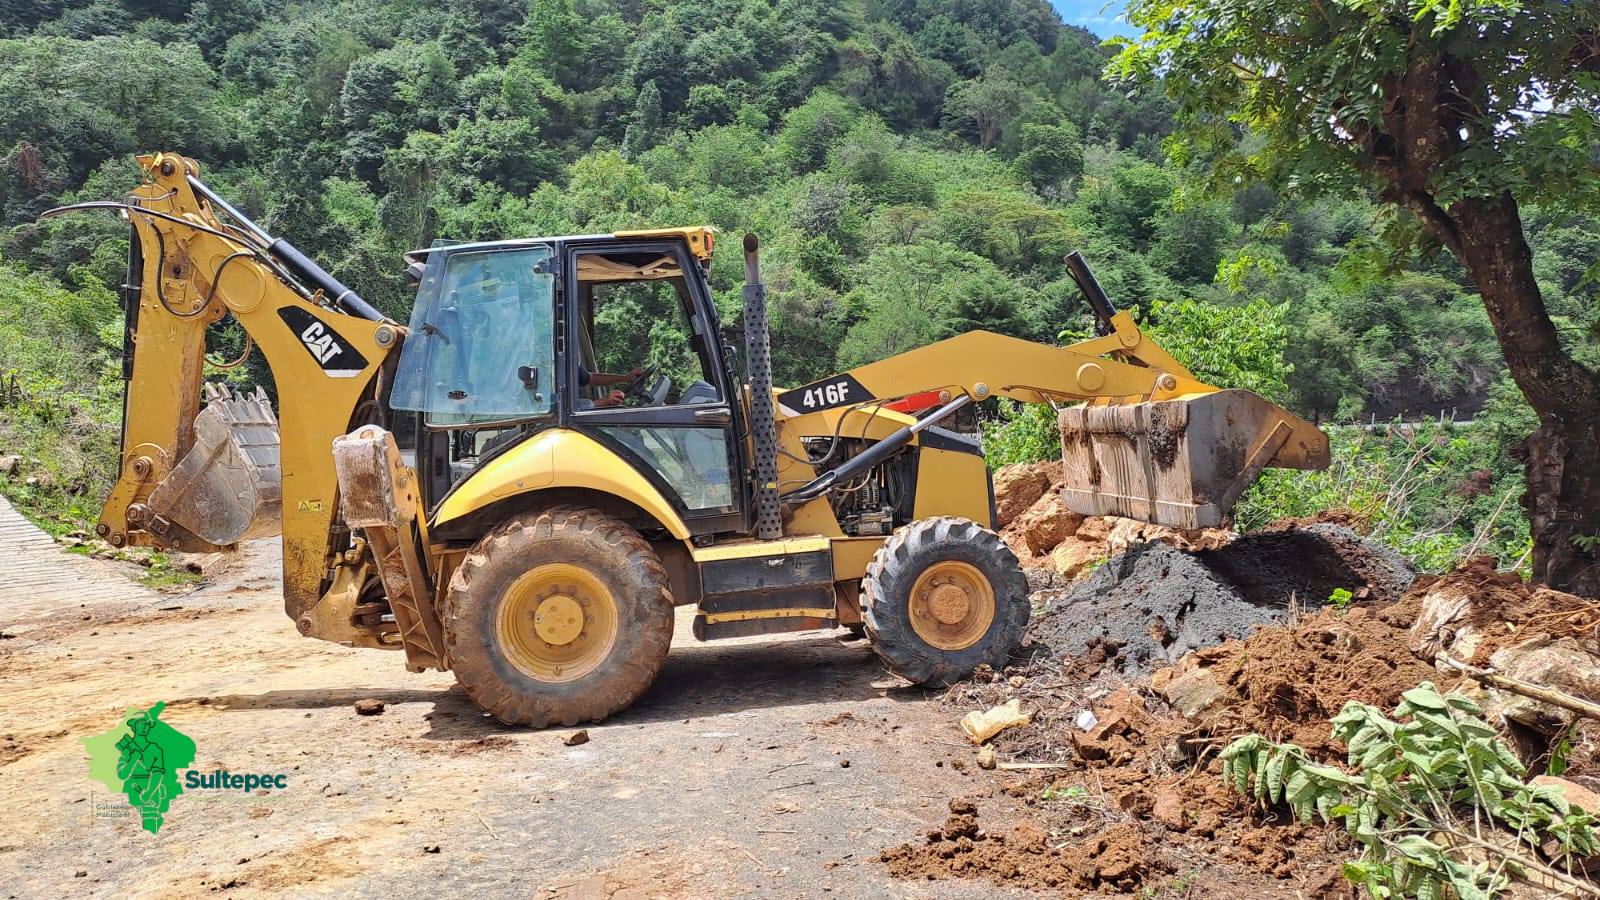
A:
80;702;291;834
80;702;196;834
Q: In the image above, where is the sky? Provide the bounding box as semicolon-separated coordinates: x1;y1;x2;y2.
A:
1050;0;1138;39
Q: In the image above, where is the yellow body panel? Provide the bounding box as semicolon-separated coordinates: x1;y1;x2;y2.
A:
830;536;887;582
690;535;831;563
433;429;692;540
911;447;991;523
612;226;716;263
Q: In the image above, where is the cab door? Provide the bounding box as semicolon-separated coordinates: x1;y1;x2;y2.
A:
562;239;747;536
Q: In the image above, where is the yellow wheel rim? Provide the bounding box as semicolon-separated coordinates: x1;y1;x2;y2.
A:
496;563;618;683
908;560;996;651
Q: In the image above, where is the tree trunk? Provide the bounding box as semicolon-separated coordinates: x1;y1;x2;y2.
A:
1449;194;1600;596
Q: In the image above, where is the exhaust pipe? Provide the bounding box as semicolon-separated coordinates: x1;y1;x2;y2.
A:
742;234;782;540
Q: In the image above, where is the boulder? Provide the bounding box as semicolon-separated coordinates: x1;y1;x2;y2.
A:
1106;518;1233;556
1051;539;1104;581
1158;668;1227;718
993;464;1051;528
1012;492;1084;556
1531;775;1600;816
1483;636;1600;733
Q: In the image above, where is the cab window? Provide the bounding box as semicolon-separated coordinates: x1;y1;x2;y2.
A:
572;249;723;411
391;245;556;425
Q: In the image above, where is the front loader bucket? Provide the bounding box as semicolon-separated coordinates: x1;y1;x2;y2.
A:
1058;390;1329;530
146;384;282;545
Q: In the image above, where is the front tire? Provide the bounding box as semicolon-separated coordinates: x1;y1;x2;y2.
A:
444;506;674;727
862;517;1029;686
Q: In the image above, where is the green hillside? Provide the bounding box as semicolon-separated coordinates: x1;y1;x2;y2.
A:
0;0;1593;569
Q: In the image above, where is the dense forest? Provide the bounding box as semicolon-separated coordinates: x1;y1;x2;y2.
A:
0;0;1595;573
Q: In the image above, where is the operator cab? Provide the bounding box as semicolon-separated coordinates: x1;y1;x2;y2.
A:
391;228;748;537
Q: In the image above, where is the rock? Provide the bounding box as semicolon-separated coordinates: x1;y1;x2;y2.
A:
1531;775;1600;816
976;746;996;769
1105;517;1233;556
993;464;1051;528
838;758;850;768
1050;540;1104;581
1086;688;1142;740
0;454;20;476
1484;636;1600;733
423;843;440;854
1158;668;1227;718
1409;586;1476;661
563;729;590;746
1012;492;1084;556
1152;790;1186;830
353;698;385;716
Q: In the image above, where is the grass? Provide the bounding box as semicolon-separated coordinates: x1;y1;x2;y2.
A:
1;473;202;593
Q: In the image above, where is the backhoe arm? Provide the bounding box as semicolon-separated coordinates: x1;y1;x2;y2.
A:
44;153;399;625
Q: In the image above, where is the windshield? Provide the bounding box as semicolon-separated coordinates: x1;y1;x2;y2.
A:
391;245;556;425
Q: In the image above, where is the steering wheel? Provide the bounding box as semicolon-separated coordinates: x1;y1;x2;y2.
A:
620;364;661;403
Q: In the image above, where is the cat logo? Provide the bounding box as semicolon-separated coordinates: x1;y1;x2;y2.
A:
276;307;369;377
299;321;343;365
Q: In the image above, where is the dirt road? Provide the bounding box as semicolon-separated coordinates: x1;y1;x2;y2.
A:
0;498;1017;899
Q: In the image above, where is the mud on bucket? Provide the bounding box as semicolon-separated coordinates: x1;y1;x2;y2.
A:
1057;389;1329;530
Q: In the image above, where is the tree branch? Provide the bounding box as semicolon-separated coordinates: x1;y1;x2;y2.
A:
1437;654;1600;722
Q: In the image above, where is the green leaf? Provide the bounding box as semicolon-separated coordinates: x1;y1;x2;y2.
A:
1400;684;1448;711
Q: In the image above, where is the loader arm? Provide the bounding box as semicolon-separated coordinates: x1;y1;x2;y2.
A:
44;153;399;632
770;308;1328;531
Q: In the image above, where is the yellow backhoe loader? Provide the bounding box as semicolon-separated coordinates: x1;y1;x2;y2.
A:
47;153;1328;726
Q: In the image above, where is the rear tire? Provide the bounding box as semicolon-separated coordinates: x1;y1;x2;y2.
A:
444;506;674;727
862;517;1029;686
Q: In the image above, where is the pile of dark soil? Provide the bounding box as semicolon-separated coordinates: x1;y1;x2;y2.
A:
1027;523;1415;676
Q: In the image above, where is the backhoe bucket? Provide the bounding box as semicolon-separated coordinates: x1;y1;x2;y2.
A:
1057;390;1329;530
146;384;282;545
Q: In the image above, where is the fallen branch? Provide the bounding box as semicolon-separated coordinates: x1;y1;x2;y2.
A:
1434;825;1600;898
1437;654;1600;722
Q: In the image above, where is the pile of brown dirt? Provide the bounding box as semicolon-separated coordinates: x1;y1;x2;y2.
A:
993;461;1233;585
880;798;1158;892
1156;592;1441;755
894;554;1600;896
1409;555;1600;666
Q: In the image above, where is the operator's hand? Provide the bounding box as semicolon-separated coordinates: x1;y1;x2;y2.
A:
595;389;626;408
625;366;644;379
